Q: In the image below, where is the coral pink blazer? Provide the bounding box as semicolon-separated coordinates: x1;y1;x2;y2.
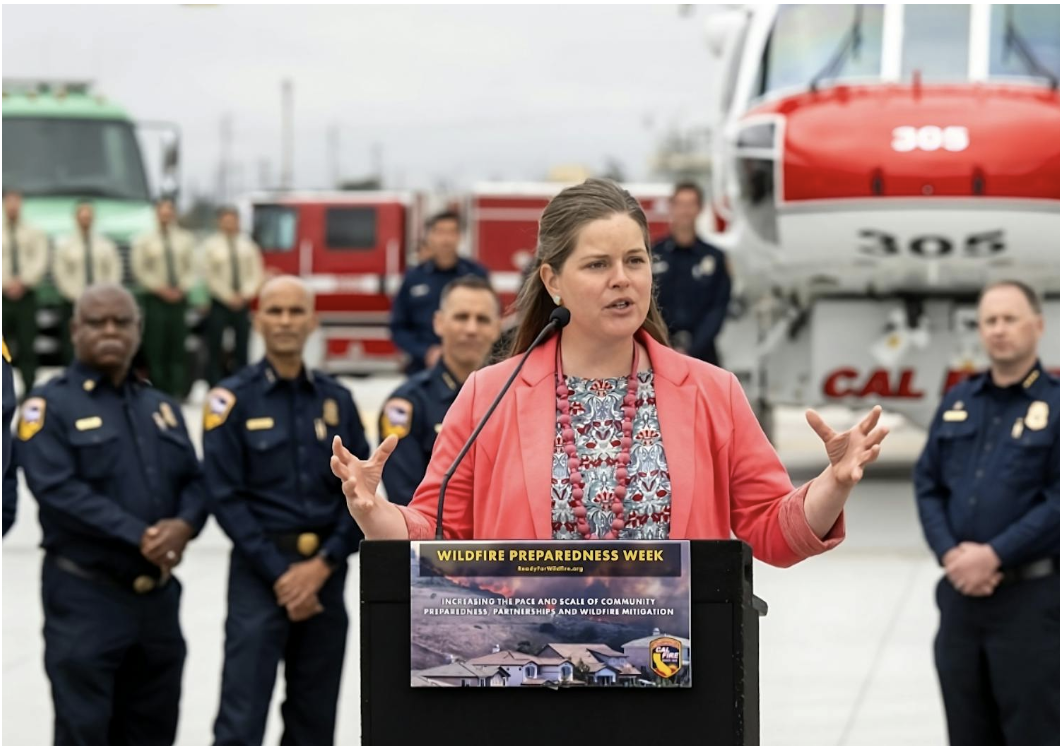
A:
396;330;844;567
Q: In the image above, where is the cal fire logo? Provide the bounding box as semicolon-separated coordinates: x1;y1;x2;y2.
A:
649;636;683;679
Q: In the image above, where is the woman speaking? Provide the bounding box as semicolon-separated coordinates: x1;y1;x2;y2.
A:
332;179;887;567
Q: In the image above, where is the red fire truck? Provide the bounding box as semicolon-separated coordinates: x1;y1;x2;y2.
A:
247;182;676;374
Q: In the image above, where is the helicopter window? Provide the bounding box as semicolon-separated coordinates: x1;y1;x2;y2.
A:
758;4;884;97
902;5;971;80
988;5;1060;85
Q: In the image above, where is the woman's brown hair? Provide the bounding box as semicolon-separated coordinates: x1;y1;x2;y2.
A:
508;178;670;356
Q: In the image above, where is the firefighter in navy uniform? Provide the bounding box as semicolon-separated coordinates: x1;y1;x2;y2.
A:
389;211;488;375
205;275;370;746
16;284;208;746
914;281;1060;746
3;338;17;536
652;181;731;366
380;276;501;505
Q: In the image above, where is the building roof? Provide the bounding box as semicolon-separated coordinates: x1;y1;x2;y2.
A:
411;675;456;687
622;633;692;648
544;643;628;661
466;650;567;667
415;662;509;680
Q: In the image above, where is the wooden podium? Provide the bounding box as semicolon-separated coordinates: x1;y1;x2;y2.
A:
360;539;767;746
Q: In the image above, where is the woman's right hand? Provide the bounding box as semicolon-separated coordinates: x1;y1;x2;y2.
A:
331;435;399;525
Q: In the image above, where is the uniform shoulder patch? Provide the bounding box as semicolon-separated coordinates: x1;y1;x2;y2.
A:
380;397;413;440
18;397;47;441
204;388;237;431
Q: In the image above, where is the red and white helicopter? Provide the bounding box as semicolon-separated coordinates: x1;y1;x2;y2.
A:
703;3;1060;431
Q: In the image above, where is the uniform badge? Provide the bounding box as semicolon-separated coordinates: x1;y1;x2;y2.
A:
694;255;716;279
75;416;103;431
1025;401;1049;431
381;398;413;440
246;417;275;431
410;283;430;298
649;636;683;679
323;398;340;427
159;402;178;428
204;388;236;431
18;397;46;441
942;401;968;422
315;418;327;441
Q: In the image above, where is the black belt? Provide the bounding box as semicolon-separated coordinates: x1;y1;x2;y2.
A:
269;530;332;558
49;554;169;595
1000;557;1060;586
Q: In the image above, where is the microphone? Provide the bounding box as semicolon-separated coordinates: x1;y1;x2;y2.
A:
434;306;571;539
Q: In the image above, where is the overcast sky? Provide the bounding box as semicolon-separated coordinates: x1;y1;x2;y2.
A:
3;4;721;199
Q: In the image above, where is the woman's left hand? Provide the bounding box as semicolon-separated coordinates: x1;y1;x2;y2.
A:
805;405;889;487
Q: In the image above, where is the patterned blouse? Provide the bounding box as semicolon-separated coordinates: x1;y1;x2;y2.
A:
551;370;673;540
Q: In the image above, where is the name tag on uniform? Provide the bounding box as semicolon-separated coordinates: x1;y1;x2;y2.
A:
75;416;103;431
246;417;275;431
410;283;430;298
942;410;968;422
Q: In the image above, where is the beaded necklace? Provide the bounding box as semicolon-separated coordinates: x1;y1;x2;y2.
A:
555;338;639;540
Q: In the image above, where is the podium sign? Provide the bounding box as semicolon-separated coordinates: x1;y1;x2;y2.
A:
410;541;692;688
361;540;765;745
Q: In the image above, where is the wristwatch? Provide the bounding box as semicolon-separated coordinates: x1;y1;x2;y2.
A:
317;548;341;570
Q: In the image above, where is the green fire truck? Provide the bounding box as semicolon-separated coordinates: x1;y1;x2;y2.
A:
2;79;187;364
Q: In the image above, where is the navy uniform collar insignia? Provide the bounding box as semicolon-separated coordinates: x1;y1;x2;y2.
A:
323;398;339;426
1022;368;1040;389
72;361;104;394
159;402;178;428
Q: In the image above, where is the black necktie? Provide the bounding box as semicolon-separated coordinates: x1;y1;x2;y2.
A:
84;234;95;286
8;224;20;277
162;229;178;289
227;236;242;293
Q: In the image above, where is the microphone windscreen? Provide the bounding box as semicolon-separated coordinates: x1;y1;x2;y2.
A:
549;306;572;329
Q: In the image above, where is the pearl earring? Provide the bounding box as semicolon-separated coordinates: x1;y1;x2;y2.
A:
552;294;561;305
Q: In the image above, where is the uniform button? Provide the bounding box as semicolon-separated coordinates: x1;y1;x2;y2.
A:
992;417;1001;425
969;496;978;505
984;443;992;452
975;469;984;479
146;466;155;474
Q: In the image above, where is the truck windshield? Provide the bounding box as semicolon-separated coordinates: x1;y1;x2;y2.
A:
988;4;1060;85
758;4;884;97
2;117;151;201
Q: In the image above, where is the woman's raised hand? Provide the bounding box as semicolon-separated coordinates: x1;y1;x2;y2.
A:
805;405;889;487
331;435;399;524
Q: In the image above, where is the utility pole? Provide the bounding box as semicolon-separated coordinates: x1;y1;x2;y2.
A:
218;113;233;202
281;78;294;190
328;124;340;188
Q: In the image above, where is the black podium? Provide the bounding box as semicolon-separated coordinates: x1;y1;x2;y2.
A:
360;540;766;746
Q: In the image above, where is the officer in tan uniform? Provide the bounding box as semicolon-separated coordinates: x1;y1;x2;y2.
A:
2;189;50;389
131;198;197;398
200;206;265;385
54;201;122;363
